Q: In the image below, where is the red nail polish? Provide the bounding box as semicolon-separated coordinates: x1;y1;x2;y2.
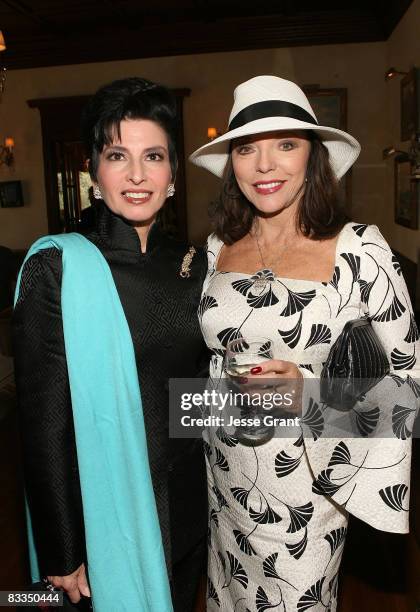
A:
250;366;262;374
238;377;248;384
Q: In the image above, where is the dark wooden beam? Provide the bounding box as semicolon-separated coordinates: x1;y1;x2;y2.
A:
3;10;384;70
0;0;51;28
0;1;414;71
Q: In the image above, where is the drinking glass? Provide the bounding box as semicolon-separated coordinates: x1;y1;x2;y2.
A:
224;336;273;378
224;336;275;445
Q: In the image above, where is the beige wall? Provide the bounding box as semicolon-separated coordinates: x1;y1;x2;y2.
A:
384;0;420;262
0;3;418;260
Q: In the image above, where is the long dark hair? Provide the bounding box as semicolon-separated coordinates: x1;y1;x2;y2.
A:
210;131;347;244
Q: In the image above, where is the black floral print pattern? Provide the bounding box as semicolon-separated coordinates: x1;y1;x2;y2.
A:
199;223;419;611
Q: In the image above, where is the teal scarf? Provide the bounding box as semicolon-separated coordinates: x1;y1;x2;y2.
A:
15;233;173;612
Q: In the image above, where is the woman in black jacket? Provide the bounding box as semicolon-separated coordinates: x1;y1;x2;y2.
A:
13;77;207;611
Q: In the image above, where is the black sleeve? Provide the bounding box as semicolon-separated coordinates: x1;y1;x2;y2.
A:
13;249;86;576
195;246;211;379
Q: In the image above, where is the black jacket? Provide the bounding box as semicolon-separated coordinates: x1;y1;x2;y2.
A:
0;245;15;310
13;203;208;583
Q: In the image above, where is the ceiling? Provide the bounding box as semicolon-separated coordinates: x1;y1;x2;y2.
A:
0;0;414;71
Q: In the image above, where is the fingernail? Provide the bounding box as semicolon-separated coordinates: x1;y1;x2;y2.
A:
250;366;262;374
238;377;248;384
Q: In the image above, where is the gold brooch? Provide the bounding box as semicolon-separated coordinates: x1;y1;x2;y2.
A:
180;246;196;278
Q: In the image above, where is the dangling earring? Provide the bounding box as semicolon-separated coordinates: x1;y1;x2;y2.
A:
167;184;175;198
93;185;103;199
304;177;308;183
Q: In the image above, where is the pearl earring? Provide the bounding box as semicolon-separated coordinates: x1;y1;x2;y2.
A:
93;185;103;199
167;184;175;198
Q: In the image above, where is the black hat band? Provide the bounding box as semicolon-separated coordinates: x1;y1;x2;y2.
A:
229;100;318;131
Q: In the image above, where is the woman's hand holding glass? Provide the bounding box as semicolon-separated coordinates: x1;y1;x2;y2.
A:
248;358;303;417
225;337;302;408
224;338;302;444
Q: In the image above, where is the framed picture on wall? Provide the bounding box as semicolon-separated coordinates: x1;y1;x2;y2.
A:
303;87;347;130
400;67;420;142
303;86;351;207
0;180;24;208
394;156;418;229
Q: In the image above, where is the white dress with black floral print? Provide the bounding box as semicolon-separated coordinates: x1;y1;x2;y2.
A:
198;223;419;612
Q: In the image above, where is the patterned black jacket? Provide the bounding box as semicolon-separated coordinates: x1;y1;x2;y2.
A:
13;202;208;580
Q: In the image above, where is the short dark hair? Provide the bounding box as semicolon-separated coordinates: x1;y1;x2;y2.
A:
210;131;347;244
81;77;178;181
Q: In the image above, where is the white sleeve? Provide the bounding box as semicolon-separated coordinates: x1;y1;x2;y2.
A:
303;224;418;533
359;224;420;380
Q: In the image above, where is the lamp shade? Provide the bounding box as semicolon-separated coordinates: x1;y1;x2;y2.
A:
0;31;6;52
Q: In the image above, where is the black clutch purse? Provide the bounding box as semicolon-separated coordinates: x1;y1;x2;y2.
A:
320;317;390;411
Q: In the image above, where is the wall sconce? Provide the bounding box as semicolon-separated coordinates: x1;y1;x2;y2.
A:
207;127;221;141
383;133;420;179
0;137;14;167
384;67;408;81
382;146;406;159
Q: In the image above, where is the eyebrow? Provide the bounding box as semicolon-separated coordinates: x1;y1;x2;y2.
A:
234;132;305;146
103;144;168;153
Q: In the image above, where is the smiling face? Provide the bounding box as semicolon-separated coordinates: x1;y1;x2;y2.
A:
95;118;172;227
231;131;311;217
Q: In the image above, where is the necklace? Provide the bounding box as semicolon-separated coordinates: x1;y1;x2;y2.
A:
253;229;284;276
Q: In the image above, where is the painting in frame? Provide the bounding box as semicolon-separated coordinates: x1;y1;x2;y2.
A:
0;180;24;208
400;67;420;142
394;156;418;229
303;86;351;208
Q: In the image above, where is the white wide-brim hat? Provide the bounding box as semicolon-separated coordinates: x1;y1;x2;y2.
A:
189;75;360;180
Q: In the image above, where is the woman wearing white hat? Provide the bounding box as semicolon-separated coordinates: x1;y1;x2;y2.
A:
190;76;418;610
